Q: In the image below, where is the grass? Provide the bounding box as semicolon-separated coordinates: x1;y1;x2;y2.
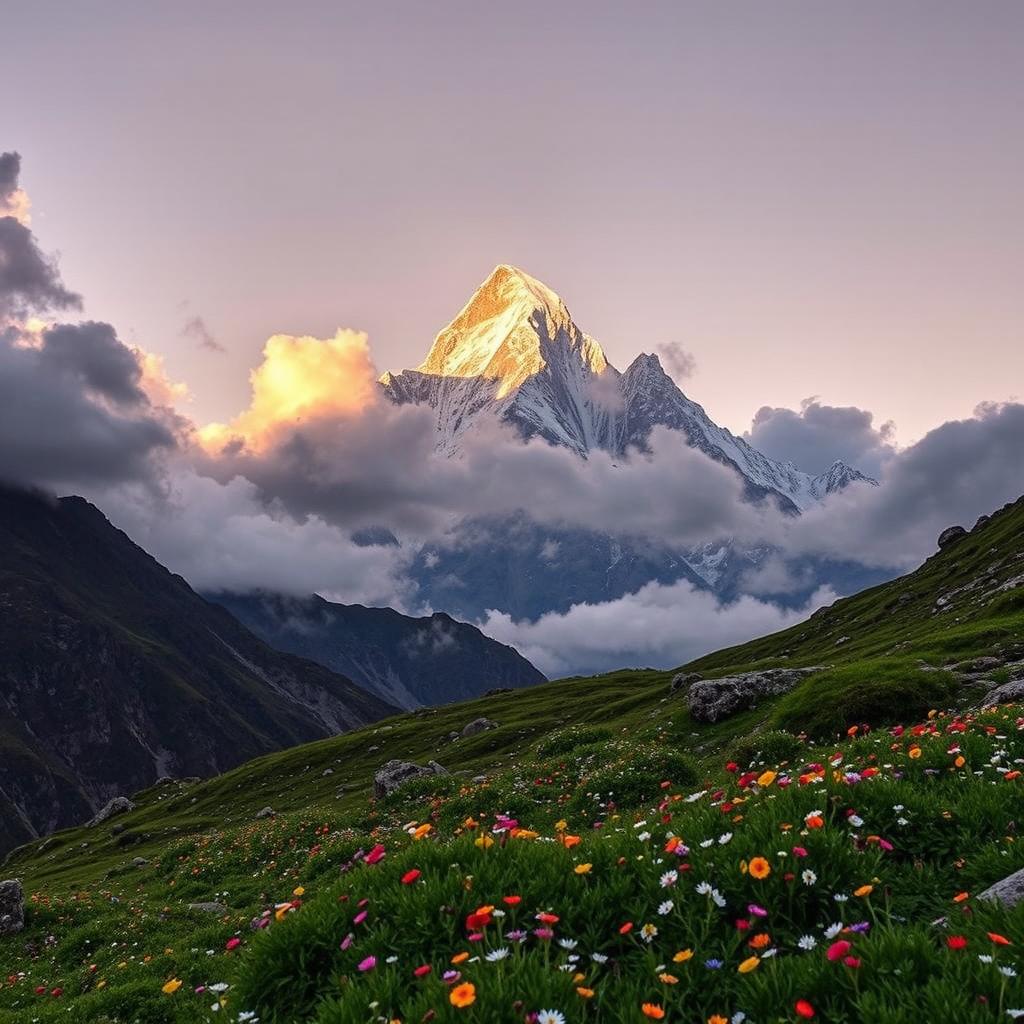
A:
1;496;1023;1022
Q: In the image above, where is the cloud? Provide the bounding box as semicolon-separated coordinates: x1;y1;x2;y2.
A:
0;152;80;319
658;342;697;381
781;401;1024;569
0;322;181;491
94;467;414;608
181;314;225;353
199;329;377;453
745;398;896;477
480;579;837;677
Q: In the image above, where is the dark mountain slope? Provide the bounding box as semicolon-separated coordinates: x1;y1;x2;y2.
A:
0;487;395;855
209;590;547;708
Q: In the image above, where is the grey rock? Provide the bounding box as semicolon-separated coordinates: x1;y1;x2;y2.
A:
461;717;499;737
188;901;228;914
472;775;488;784
87;796;135;827
977;868;1024;909
974;514;992;531
131;856;149;867
937;525;968;550
322;769;334;777
688;667;824;724
485;687;513;696
255;806;275;819
985;680;1024;705
0;879;24;936
670;672;703;693
954;656;1004;673
373;759;448;799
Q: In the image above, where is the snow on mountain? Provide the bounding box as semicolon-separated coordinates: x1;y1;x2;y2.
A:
380;265;876;510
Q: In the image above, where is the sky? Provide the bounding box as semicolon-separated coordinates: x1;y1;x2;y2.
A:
5;0;1023;444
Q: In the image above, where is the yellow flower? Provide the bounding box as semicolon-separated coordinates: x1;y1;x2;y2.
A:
908;746;922;759
555;819;568;832
673;948;694;963
575;863;593;875
576;986;595;999
757;770;777;787
748;856;771;880
854;884;874;898
162;978;183;995
738;956;759;973
292;886;305;897
659;972;679;984
475;835;494;849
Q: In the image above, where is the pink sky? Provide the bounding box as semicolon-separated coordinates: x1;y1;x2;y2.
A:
6;1;1022;443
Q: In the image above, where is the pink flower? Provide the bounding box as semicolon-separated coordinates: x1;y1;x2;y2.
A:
225;937;242;952
340;933;354;951
353;911;368;925
365;844;386;865
792;846;808;858
358;956;377;972
414;964;432;977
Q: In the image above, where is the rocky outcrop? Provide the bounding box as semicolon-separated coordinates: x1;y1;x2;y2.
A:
87;796;135;827
670;672;703;694
373;759;448;799
461;718;499;737
0;879;24;936
937;525;968;550
977;868;1024;910
688;667;824;723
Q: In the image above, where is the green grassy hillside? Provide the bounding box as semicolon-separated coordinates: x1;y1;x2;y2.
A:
1;496;1022;1023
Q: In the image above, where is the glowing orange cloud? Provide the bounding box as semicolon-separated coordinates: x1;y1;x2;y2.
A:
199;329;378;453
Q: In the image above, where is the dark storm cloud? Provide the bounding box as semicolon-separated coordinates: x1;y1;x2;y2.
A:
745;397;896;477
0;323;178;490
0;152;81;318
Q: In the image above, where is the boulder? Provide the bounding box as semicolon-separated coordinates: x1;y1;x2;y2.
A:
984;680;1024;705
255;806;275;819
688;667;824;724
485;687;513;697
937;525;967;550
974;514;992;531
87;796;135;827
461;717;499;737
670;672;702;694
373;759;448;799
977;868;1024;910
0;879;24;936
188;901;228;914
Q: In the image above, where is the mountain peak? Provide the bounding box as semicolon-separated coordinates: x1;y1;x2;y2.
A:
414;265;608;390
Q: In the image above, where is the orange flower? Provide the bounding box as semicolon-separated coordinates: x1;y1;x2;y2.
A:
673;948;693;963
854;884;874;898
577;986;595;998
805;814;824;829
748;857;771;880
451;951;470;964
574;863;593;875
988;932;1012;946
642;1004;666;1019
161;979;182;995
908;746;922;759
749;932;771;950
559;833;582;848
738;956;760;973
449;982;476;1008
953;891;970;903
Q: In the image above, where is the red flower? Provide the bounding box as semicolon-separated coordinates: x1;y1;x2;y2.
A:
401;869;421;885
619;921;634;934
827;939;851;962
502;895;522;906
947;935;968;950
413;964;432;977
365;844;386;865
795;999;815;1019
988;932;1012;946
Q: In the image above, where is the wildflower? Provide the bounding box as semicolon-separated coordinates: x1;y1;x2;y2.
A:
640;923;659;943
575;863;593;875
537;1012;566;1024
225;937;242;952
659;973;678;984
591;952;609;963
827;940;851;962
798;935;817;950
748;857;771;880
576;987;595;998
449;982;476;1007
673;948;694;963
658;900;674;915
401;869;421;885
642;1004;666;1019
358;956;376;972
757;770;777;787
162;979;182;995
660;870;678;888
795;999;816;1019
451;952;470;964
475;835;494;850
619;921;634;934
503;895;521;905
801;870;817;886
989;932;1013;946
854;884;874;898
365;843;386;864
947;935;968;950
414;964;432;977
738;956;759;973
705;958;724;969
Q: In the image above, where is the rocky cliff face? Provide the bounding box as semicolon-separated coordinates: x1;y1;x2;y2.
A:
0;487;396;857
208;591;547;709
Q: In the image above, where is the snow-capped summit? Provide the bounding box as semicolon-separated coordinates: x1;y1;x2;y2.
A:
380;266;875;508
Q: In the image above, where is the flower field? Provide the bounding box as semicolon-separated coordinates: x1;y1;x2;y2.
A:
6;703;1024;1024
